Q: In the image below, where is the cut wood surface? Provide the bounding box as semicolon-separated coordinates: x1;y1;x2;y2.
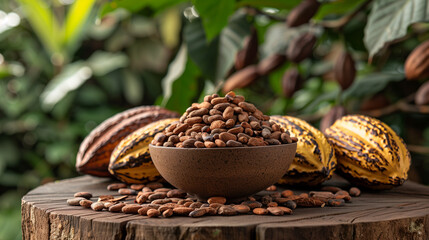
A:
22;175;429;240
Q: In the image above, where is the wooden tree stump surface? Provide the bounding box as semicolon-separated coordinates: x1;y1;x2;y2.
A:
22;175;429;240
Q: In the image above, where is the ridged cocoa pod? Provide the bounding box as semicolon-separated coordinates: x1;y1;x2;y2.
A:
256;54;287;76
235;28;258;70
415;81;429;105
319;106;347;133
76;106;179;177
287;33;317;63
282;68;303;98
287;0;321;27
222;65;260;93
405;40;429;80
334;51;356;90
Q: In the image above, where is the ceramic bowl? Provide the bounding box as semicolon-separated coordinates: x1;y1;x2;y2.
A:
149;143;297;200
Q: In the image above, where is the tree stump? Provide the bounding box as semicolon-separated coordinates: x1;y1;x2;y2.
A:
22;175;429;240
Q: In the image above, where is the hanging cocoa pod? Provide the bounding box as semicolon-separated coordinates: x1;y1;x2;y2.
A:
319;106;346;133
287;33;317;63
222;65;260;93
282;68;303;98
404;40;429;80
360;94;390;111
287;0;321;27
235;28;258;70
415;81;429;105
334;51;356;90
256;54;286;76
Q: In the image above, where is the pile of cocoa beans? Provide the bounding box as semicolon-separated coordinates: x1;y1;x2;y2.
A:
152;91;297;148
67;182;361;218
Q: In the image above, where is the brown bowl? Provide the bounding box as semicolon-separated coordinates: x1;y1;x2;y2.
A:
149;143;297;200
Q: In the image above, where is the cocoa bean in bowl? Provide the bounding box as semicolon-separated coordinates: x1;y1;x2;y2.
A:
149;92;297;200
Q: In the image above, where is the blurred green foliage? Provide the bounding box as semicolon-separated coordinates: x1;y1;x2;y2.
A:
1;0;429;238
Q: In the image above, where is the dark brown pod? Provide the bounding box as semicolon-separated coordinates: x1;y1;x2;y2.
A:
405;40;429;80
415;81;429;105
222;65;260;93
319;106;347;133
256;54;287;76
287;0;321;27
334;51;356;90
360;94;390;111
235;28;259;70
76;106;179;176
287;33;317;63
282;68;304;98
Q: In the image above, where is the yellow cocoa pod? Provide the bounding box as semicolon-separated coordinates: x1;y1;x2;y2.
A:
109;118;179;183
325;115;411;189
271;116;336;186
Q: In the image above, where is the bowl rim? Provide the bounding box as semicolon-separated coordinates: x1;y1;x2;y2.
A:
149;142;297;151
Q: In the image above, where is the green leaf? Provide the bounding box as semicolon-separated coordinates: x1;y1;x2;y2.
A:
364;0;428;58
17;0;62;55
161;45;200;113
40;62;93;110
342;71;404;101
63;0;97;54
99;0;186;18
192;0;235;41
236;0;300;9
123;70;144;105
314;0;366;20
184;14;251;81
87;51;128;76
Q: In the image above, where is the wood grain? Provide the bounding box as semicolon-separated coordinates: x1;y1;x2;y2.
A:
22;175;429;240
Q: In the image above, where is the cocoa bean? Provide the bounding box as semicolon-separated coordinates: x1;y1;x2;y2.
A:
194;141;205;148
223;107;234;120
278;206;293;214
225;119;236;128
91;202;105;211
327;199;345;207
281;190;294;197
189;108;209;117
218;206;237;216
232;204;250;214
267;202;278;207
138;206;154;216
267;207;284;216
162;208;174;218
107;183;127;191
148;192;167;201
266;185;277;191
210;120;226;129
167;189;187;198
321;186;342;193
226;140;243;147
79;199;93;208
219;132;237;142
146;182;163;190
183;139;197;148
215;139;226;147
248;137;265;146
349;187;361;197
208;115;223;123
204;141;217;148
147;209;160;218
208;196;227;204
173;123;189;134
74;192;92;199
253;207;268;215
173;207;194;215
118;188;137;195
122;204;142;214
67;197;86;206
151;199;171;205
210;109;222;115
109;203;126;212
189;208;207;218
241;200;262;209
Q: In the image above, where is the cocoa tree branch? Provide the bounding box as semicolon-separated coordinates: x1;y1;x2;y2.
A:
407;144;429;155
318;0;372;29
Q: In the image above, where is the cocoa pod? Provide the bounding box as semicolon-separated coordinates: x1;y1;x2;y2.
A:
235;28;259;70
334;51;356;90
282;68;303;98
360;94;390;111
256;54;287;76
415;81;429;105
287;0;321;27
319;106;347;133
287;33;317;63
222;66;260;93
76;106;179;176
405;40;429;80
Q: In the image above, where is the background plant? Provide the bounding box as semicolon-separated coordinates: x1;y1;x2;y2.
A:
1;0;429;238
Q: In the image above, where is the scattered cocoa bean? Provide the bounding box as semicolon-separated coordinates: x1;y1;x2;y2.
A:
74;192;92;199
147;209;161;218
208;197;227;204
266;185;277;191
253;208;268;215
349;187;361;197
67;197;86;206
218;206;237;216
107;183;127;191
118;188;137;195
173;207;194;215
91;202;105;211
122;204;142;214
109;203;126;212
79;199;93;208
189;208;207;218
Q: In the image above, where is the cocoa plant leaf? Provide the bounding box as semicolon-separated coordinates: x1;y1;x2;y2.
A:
99;0;186;17
236;0;300;9
313;0;366;20
184;13;251;81
192;0;235;41
342;72;404;101
364;0;428;58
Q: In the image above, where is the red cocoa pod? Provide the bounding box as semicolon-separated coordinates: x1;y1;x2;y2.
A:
282;68;304;98
287;33;317;63
405;40;429;80
256;54;287;76
235;28;259;70
334;51;356;90
319;105;347;133
222;65;260;93
76;106;179;176
415;81;429;105
287;0;320;27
